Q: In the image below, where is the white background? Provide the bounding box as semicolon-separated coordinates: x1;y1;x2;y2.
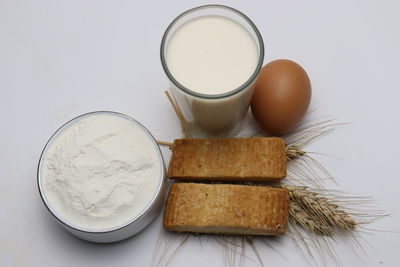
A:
1;0;400;266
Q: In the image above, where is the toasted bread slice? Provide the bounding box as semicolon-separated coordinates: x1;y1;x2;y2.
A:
168;137;287;181
164;183;289;236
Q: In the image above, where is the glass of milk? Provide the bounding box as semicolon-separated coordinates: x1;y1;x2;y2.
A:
161;5;264;137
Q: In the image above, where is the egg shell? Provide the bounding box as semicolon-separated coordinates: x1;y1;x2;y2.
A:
251;59;311;136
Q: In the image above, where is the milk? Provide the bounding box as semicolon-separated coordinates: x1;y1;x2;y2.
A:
161;7;264;137
166;15;259;95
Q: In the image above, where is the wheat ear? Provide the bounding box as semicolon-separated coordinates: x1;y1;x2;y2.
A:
283;184;356;235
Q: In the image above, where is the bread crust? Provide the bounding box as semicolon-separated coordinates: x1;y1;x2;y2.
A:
168;137;287;182
163;183;289;236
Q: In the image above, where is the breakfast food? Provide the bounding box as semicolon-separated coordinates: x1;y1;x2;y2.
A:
164;183;289;235
251;59;312;136
161;5;264;137
168;137;287;181
165;15;259;95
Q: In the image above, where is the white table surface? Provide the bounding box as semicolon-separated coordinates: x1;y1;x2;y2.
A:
1;0;400;266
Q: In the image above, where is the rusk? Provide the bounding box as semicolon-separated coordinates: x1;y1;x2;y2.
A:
164;183;289;235
168;137;287;181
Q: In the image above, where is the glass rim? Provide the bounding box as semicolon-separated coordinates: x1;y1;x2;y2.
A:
160;4;265;100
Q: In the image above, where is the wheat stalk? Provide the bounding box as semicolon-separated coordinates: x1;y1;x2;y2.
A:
164;90;193;138
156;140;173;147
282;118;350;187
283;184;356;235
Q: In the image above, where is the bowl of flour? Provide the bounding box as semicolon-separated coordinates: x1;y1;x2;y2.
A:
37;111;166;243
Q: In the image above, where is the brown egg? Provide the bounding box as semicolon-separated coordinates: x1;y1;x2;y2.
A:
251;59;311;136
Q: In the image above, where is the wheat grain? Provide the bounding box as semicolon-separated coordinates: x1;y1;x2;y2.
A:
283;184;356;235
288;200;333;236
285;145;305;161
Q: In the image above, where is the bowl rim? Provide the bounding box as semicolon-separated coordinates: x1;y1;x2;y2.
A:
37;111;166;234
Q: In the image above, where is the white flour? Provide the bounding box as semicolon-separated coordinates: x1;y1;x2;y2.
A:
41;113;161;230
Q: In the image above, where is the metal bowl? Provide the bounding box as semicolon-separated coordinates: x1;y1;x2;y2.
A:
37;111;166;243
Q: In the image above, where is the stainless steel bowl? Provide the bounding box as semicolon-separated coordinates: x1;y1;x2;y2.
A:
37;111;166;243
